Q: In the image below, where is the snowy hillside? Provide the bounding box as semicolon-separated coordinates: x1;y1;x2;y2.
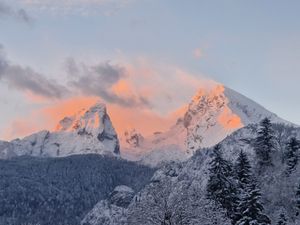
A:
121;84;289;166
0;102;120;158
81;185;135;225
83;121;300;225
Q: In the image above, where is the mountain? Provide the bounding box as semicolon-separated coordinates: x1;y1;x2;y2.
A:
0;102;120;159
83;122;300;225
0;84;291;165
121;84;289;166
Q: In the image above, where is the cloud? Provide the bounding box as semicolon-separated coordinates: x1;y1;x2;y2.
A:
0;49;217;140
0;44;7;78
2;119;39;140
0;45;69;99
16;8;31;23
0;1;32;23
2;47;207;110
0;45;215;110
65;58;151;108
64;58;216;111
118;59;216;115
22;0;132;7
2;95;186;140
193;48;203;59
0;96;99;140
20;0;134;16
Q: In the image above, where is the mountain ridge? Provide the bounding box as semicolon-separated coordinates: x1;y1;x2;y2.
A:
121;84;291;166
0;84;294;165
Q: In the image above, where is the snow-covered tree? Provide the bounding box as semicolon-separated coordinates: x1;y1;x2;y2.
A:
236;182;271;225
276;213;287;225
285;137;300;174
254;118;276;168
127;180;231;225
126;176;175;225
235;150;252;189
207;144;238;222
234;151;271;225
296;183;300;216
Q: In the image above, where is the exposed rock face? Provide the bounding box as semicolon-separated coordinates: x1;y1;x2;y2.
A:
81;185;135;225
123;129;144;148
0;102;120;158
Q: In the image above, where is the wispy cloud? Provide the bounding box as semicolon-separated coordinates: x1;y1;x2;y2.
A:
0;1;32;23
20;0;134;16
0;45;69;99
64;57;215;113
65;58;150;107
0;44;215;112
0;45;217;140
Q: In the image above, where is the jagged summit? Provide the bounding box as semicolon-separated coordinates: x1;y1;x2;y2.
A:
0;85;293;165
122;84;290;166
55;102;111;137
180;84;288;152
0;101;120;159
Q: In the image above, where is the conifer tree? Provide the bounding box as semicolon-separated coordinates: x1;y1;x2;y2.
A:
207;144;238;222
235;150;252;188
286;137;300;174
254;118;276;167
277;213;287;225
296;183;300;214
235;151;270;225
236;182;271;225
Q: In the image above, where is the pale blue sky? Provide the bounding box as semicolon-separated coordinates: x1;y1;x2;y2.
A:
0;0;299;139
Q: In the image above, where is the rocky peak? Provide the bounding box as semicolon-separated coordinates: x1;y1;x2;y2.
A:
183;85;229;129
123;129;144;148
0;101;120;159
56;102;107;133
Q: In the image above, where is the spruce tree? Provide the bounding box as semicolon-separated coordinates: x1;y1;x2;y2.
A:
235;150;252;188
236;182;271;225
254;118;276;167
296;183;300;215
277;213;287;225
286;137;300;174
207;144;238;222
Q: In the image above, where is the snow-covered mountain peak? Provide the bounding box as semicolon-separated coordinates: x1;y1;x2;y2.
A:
190;84;225;105
0;84;292;166
122;84;289;166
183;84;243;131
0;101;120;159
55;102;107;135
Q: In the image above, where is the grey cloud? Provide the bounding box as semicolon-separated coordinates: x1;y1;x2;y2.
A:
5;66;69;99
0;44;8;78
0;2;11;16
66;59;151;108
17;9;31;23
0;46;150;106
0;46;69;99
0;1;32;23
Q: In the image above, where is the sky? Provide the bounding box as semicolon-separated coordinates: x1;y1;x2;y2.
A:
0;0;300;140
